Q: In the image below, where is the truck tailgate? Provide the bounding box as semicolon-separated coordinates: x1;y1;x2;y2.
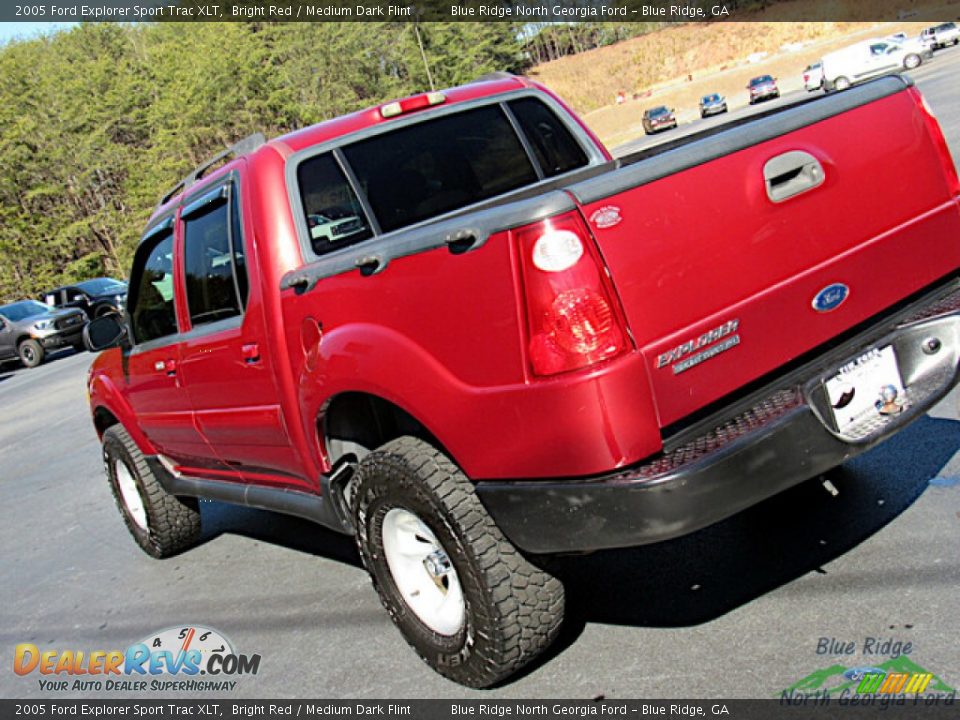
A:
569;78;960;427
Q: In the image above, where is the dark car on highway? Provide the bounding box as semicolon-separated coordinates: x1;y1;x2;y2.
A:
747;74;780;104
41;277;128;319
642;105;678;134
0;300;86;368
699;93;728;117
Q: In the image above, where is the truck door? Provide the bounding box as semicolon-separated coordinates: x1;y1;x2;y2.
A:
175;175;308;490
0;315;13;359
123;220;214;467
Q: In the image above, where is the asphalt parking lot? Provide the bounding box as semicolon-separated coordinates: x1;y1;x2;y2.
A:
1;50;959;700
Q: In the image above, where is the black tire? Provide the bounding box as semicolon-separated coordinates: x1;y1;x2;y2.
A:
834;76;851;91
904;53;921;70
102;424;201;558
18;339;44;368
353;436;564;688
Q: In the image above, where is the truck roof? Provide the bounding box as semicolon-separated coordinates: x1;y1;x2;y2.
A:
148;75;533;224
273;75;532;154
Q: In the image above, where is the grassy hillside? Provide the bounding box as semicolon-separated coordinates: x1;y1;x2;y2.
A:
529;0;960;117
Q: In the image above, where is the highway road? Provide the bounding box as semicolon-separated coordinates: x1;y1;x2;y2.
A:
1;48;959;701
614;46;960;173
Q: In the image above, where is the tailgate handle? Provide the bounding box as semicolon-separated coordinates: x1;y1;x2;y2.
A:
764;151;824;203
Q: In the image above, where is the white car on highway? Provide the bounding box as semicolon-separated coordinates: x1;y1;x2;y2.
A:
921;22;960;49
821;38;928;92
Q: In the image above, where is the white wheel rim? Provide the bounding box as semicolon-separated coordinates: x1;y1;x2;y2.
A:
381;508;465;636
114;460;148;530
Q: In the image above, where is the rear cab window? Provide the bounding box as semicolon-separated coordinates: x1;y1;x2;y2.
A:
294;94;592;258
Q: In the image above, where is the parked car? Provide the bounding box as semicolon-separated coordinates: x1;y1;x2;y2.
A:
803;62;823;91
307;213;368;249
699;93;728;117
84;74;960;688
747;74;780;103
0;300;86;368
822;39;926;92
42;277;128;319
921;22;960;49
641;105;677;134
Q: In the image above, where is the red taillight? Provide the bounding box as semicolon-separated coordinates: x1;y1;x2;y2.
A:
909;86;960;196
514;211;629;377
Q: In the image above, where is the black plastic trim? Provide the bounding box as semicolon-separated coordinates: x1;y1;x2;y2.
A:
181;185;228;220
280;190;576;292
149;458;351;535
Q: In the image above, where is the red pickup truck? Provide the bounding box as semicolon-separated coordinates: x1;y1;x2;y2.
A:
84;73;960;687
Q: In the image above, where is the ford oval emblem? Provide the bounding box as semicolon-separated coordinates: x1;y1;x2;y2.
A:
812;283;849;312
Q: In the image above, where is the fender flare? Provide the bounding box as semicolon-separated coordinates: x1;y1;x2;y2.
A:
298;323;474;472
88;370;157;456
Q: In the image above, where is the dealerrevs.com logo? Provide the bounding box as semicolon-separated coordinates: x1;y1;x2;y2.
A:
14;625;261;693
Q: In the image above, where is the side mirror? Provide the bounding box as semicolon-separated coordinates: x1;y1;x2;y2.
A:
84;313;128;352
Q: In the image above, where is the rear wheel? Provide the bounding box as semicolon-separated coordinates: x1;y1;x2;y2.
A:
102;425;201;558
18;339;44;368
353;436;565;688
904;53;922;69
834;76;852;91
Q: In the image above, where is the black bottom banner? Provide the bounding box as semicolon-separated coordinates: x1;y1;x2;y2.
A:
2;699;959;720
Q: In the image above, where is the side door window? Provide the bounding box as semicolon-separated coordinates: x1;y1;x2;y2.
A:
181;184;248;328
128;228;177;345
507;97;588;178
65;288;87;310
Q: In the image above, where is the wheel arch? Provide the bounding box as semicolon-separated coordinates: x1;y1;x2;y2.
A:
93;405;120;437
319;391;448;470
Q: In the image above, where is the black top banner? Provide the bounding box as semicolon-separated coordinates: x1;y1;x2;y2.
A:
4;0;960;23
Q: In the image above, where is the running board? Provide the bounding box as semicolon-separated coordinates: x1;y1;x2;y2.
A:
146;457;353;535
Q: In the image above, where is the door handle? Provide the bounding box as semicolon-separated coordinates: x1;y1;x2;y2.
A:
154;359;178;376
241;342;261;364
763;150;824;203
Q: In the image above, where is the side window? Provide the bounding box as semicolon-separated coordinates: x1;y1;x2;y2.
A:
129;230;177;344
508;98;588;178
182;185;248;327
296;153;374;256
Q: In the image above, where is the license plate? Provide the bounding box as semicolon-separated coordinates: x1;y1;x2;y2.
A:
825;345;908;433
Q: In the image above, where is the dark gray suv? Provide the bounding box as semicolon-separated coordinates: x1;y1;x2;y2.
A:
0;300;87;368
